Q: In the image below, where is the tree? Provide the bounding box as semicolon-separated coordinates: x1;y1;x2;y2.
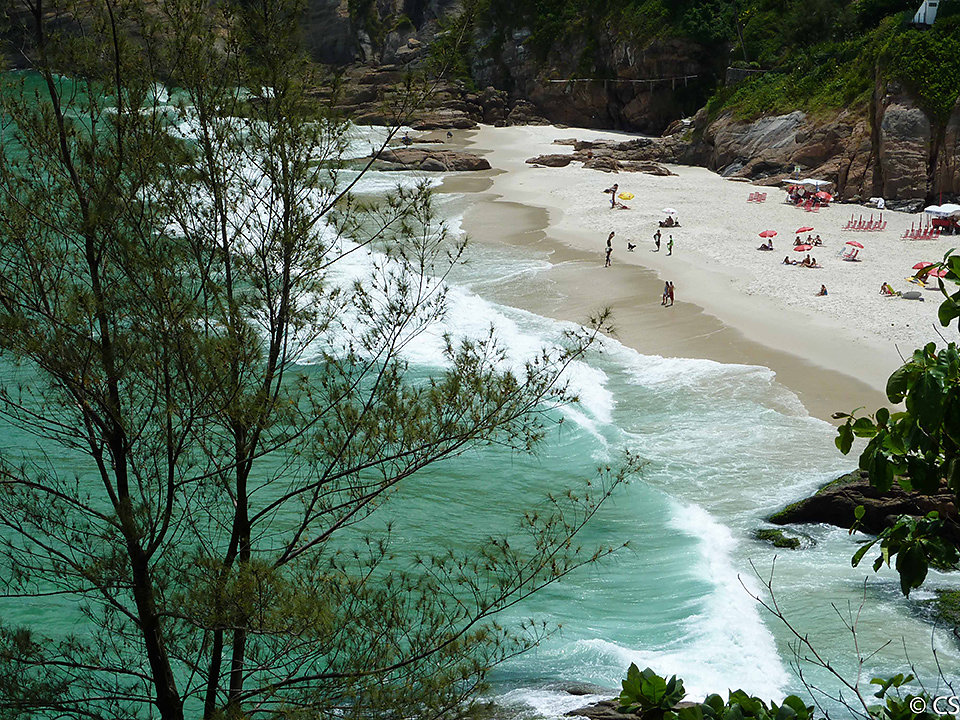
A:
836;255;960;596
0;0;630;717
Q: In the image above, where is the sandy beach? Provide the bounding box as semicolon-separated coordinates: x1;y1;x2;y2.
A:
432;124;958;421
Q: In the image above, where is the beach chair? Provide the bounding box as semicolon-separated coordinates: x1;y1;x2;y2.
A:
758;192;767;203
747;192;756;202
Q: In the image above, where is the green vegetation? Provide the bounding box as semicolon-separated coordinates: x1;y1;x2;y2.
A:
932;589;960;627
836;254;960;596
615;666;815;720
0;0;630;717
753;528;801;549
618;663;686;716
461;0;960;123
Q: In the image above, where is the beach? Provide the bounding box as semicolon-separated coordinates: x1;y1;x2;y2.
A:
439;124;953;421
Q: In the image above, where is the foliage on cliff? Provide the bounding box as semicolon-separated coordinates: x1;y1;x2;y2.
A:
464;0;960;123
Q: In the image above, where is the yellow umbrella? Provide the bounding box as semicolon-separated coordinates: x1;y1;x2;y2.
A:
618;192;634;200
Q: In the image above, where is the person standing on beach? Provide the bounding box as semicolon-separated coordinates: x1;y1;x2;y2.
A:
661;281;669;305
667;235;674;256
607;231;615;249
610;184;618;209
654;229;661;252
667;282;675;306
604;245;613;267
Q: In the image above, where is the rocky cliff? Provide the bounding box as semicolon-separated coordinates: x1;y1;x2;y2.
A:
588;72;960;204
305;0;717;134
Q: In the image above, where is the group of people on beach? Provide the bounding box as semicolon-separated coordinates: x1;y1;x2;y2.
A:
782;254;821;268
599;185;677;306
661;281;675;306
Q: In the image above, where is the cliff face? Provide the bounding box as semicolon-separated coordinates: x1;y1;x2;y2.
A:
304;0;716;134
668;73;960;204
471;33;715;134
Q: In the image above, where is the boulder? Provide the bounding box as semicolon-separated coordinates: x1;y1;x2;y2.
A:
525;154;574;167
768;470;960;545
583;156;621;173
373;148;491;171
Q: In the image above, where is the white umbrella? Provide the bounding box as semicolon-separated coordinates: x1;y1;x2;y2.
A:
662;207;678;215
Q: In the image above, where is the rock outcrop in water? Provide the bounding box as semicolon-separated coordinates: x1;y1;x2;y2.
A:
768;470;960;545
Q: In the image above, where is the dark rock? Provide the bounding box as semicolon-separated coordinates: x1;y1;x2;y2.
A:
567;699;698;720
525;154;574;167
583;156;621;173
619;161;675;176
542;681;612;697
420;158;447;171
768;471;960;545
753;528;803;550
373;148;491;171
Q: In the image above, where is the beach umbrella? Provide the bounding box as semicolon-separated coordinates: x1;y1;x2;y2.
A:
794;244;812;251
912;261;934;270
845;241;864;248
662;207;678;215
758;230;777;238
618;192;634;200
796;226;814;233
929;268;948;278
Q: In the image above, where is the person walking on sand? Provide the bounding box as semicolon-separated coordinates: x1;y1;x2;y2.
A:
667;235;674;256
667;281;675;306
654;229;661;252
604;245;613;267
610;183;618;209
607;231;615;249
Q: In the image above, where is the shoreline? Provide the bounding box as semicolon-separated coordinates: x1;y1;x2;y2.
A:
430;124;947;423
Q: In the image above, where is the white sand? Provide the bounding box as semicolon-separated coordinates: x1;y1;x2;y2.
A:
459;124;954;396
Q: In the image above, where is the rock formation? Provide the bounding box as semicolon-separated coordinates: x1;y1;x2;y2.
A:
768;470;960;546
372;147;491;171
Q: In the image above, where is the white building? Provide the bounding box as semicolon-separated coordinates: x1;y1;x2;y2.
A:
912;0;939;25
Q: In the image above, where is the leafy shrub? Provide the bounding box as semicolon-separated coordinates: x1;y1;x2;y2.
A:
669;690;813;720
619;664;686;715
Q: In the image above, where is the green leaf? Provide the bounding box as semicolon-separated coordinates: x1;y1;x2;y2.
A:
852;416;878;438
909;372;945;432
854;505;866;520
852;538;876;567
876;407;890;426
938;298;960;327
836;421;854;454
886;364;912;402
895;545;929;597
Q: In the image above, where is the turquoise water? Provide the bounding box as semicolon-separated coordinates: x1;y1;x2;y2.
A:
1;108;958;715
375;192;960;715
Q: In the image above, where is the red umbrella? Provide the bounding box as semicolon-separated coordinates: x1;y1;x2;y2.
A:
913;261;934;270
815;191;832;200
794;244;812;251
845;241;864;248
758;230;777;238
796;226;814;233
929;268;948;278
